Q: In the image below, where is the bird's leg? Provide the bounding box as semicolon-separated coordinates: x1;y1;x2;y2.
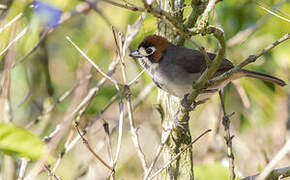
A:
181;93;209;111
173;109;188;130
176;96;209;129
181;93;192;110
174;118;186;130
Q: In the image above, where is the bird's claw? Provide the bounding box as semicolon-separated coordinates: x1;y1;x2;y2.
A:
181;93;209;111
174;119;186;130
181;93;194;110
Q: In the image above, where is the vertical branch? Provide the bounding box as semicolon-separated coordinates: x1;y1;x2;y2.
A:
219;91;236;180
112;12;148;172
156;0;194;179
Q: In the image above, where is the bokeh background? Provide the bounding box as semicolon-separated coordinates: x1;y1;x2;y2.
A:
0;0;289;179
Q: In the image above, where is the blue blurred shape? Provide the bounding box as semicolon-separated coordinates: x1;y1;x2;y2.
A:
33;1;62;28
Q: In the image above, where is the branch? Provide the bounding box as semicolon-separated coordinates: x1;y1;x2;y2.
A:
236;33;290;69
255;1;290;22
0;13;23;34
102;0;145;11
17;158;29;180
207;32;290;87
73;121;113;171
0;27;27;57
256;140;290;180
197;0;220;30
44;165;62;180
242;166;290;180
184;0;207;29
143;128;172;180
13;2;92;68
112;13;148;171
149;129;212;179
187;26;225;106
219;91;236;180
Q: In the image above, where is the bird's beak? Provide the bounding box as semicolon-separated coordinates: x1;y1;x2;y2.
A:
129;50;143;58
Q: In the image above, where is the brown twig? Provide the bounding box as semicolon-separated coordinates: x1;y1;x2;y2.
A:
219;90;236;180
73;121;113;171
236;33;290;69
207;33;290;87
112;12;149;171
149;129;212;179
44;164;62;180
25;74;92;129
143;128;172;180
102;119;114;166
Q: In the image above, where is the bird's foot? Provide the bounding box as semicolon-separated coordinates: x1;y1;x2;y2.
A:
174;118;186;130
181;93;193;110
181;93;209;111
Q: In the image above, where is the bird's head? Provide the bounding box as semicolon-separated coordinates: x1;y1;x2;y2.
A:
130;35;170;63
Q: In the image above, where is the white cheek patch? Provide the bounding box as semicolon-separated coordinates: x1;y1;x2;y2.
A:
139;47;147;56
139;46;156;56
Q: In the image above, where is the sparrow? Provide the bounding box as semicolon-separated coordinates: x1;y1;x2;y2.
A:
129;35;286;102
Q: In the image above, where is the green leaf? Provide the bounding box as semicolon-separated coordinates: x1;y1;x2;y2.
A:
0;123;45;160
194;162;240;180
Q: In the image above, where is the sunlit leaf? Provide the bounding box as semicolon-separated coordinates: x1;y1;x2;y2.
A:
0;123;45;160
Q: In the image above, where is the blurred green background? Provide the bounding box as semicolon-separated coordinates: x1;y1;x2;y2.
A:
0;0;289;179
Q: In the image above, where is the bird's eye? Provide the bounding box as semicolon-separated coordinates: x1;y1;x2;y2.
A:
145;46;156;55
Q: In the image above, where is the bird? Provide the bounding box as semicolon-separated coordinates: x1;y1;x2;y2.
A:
129;35;286;103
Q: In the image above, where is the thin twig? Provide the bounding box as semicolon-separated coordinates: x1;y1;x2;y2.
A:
255;1;290;22
242;166;290;180
238;33;290;68
44;164;62;180
0;27;27;57
128;69;146;86
17;158;29;180
52;129;74;173
143;128;172;180
208;33;290;87
112;13;148;171
66;36;120;89
0;13;23;34
102;119;114;165
25;56;118;180
197;0;219;29
149;129;212;179
12;28;50;67
73;121;113;171
25;74;92;129
219;90;236;180
256;139;290;180
102;0;145;11
13;2;92;68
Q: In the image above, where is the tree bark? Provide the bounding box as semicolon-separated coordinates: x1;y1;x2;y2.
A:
156;0;194;179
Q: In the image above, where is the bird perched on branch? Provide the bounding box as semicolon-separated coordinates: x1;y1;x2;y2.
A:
130;35;286;103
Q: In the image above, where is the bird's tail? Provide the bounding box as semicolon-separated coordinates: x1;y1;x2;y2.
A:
237;69;286;86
